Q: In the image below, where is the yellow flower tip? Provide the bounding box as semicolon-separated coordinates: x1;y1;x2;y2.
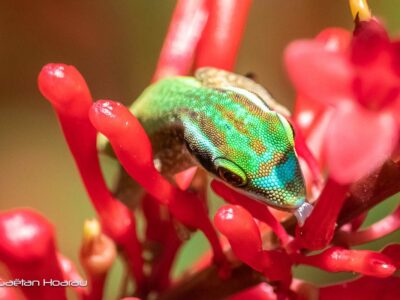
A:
349;0;372;21
83;218;101;243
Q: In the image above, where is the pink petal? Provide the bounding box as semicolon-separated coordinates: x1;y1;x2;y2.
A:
350;21;400;110
285;40;354;105
293;28;350;135
293;95;327;137
315;28;351;53
325;101;398;184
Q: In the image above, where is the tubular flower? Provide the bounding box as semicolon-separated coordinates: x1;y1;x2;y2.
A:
2;1;400;300
286;19;400;184
211;180;289;246
0;280;20;300
38;63;145;290
0;209;66;300
294;247;395;278
152;0;209;82
214;205;292;287
80;219;117;300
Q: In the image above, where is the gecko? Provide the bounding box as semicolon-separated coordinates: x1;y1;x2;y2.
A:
110;68;313;225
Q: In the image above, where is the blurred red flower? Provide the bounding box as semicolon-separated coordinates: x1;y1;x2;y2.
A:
286;20;400;184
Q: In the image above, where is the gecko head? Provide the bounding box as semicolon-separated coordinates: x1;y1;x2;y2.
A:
214;110;307;213
211;110;310;223
182;93;310;225
213;112;312;226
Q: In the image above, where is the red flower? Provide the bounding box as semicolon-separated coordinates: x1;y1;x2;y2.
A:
214;205;292;290
286;20;400;184
1;1;399;299
0;209;66;300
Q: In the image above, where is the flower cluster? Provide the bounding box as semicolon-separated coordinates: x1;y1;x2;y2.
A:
0;1;400;300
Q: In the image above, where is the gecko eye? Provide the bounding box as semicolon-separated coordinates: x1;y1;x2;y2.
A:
214;158;248;187
218;167;246;187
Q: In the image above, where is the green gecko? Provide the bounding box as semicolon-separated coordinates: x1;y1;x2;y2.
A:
111;68;313;225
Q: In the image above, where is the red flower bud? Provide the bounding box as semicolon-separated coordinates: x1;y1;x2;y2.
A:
215;205;262;269
142;195;181;292
38;64;92;119
215;205;292;284
0;209;66;300
295;247;395;278
211;180;289;246
0;279;20;300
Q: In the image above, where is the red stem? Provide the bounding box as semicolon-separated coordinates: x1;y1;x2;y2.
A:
152;0;209;82
142;194;182;292
195;0;253;70
86;274;106;300
295;178;349;250
58;115;144;293
349;212;368;231
336;205;400;246
58;254;87;300
148;225;182;291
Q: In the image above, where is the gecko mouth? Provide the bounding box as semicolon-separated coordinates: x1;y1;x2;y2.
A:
215;178;313;225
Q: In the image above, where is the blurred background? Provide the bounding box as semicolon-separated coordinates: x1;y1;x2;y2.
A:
1;1;400;298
